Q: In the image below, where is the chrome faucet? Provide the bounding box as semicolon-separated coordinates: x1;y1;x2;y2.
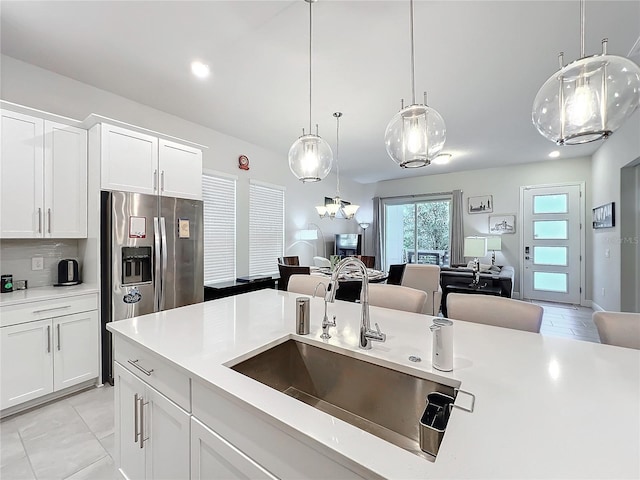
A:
325;257;386;350
313;282;335;339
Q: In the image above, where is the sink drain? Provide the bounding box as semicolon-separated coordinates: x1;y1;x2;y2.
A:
408;355;421;362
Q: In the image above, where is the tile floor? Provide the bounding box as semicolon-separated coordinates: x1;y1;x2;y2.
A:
534;301;601;343
0;302;600;480
0;385;117;480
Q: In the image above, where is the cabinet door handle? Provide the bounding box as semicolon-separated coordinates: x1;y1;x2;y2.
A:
134;393;140;444
32;305;71;314
37;208;42;234
160;170;165;192
128;359;154;376
153;169;158;191
56;324;61;351
46;325;51;353
47;208;52;234
140;398;149;449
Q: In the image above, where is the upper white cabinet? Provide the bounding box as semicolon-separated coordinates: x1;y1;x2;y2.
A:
100;123;202;200
0;109;87;239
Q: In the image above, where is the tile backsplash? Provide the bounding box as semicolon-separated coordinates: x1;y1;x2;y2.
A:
0;239;80;288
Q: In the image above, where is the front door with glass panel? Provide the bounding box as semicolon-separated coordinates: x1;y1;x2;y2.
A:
522;185;582;304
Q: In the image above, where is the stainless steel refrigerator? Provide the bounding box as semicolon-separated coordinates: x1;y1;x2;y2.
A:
100;191;203;382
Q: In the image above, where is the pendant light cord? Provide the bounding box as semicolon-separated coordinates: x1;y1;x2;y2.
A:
410;0;416;104
335;113;340;196
579;0;585;58
309;0;313;133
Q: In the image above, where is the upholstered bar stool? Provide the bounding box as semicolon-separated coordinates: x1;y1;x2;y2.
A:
593;311;640;349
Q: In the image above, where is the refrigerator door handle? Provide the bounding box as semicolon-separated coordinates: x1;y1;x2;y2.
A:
160;217;168;311
153;217;161;312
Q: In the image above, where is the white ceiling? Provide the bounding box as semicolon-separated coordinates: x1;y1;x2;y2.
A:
1;1;639;184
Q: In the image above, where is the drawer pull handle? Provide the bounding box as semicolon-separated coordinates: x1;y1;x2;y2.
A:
33;305;71;314
128;359;154;376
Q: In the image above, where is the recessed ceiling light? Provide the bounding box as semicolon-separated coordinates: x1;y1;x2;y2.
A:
548;150;560;158
431;153;452;165
191;61;210;79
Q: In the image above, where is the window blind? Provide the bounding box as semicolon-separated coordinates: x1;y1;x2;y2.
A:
249;181;284;276
202;173;236;283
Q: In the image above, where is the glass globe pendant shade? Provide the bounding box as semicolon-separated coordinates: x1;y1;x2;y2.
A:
342;204;360;219
533;54;640;145
288;133;333;183
385;104;446;168
325;198;341;218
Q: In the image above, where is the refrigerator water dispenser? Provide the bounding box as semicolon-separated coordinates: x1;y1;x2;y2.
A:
122;247;152;284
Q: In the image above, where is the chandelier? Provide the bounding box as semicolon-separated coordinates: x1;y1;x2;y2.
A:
532;0;640;145
384;0;446;168
315;112;359;220
288;0;333;182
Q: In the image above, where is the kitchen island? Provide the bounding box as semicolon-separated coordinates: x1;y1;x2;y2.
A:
107;289;639;479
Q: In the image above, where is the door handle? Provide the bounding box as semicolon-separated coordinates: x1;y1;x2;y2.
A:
153;217;161;311
134;393;140;444
46;325;51;353
140;398;149;449
153;169;158;191
160;170;165;192
160;217;168;311
47;208;52;234
37;208;42;234
56;324;61;351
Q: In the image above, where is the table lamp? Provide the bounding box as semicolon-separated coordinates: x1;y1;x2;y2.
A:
486;236;502;266
463;236;487;287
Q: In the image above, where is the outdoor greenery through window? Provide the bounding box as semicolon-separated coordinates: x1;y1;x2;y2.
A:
383;197;451;270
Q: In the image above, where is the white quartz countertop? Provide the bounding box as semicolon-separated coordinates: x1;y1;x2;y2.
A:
107;289;640;479
0;284;99;307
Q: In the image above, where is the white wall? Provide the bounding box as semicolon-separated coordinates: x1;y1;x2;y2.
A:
591;110;640;312
374;158;593;299
1;55;375;276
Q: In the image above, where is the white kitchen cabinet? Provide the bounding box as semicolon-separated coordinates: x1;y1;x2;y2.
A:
99;123;202;200
191;417;277;480
0;109;87;238
0;293;99;411
114;361;190;480
53;311;99;391
0;319;54;408
100;124;158;196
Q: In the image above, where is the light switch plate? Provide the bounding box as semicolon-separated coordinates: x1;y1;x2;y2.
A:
32;256;44;271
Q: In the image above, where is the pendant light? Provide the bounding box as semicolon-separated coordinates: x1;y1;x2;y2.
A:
532;0;640;145
315;113;359;220
289;0;333;182
385;0;446;168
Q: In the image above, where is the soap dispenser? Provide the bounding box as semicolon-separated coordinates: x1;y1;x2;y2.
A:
430;318;453;372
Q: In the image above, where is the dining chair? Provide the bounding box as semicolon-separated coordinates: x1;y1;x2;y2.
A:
386;264;406;286
356;255;375;268
446;293;543;333
277;264;310;291
368;284;427;314
287;274;329;296
277;256;300;266
400;264;442;315
313;256;331;268
593;311;640;349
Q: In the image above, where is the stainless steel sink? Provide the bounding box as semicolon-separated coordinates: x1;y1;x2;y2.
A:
230;339;456;459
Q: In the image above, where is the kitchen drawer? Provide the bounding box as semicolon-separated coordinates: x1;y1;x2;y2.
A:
0;293;98;328
114;337;190;411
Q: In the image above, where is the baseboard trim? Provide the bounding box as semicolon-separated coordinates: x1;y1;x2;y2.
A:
513;291;520;299
591;301;605;312
581;299;593;308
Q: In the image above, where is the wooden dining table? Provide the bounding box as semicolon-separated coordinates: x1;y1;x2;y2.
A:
310;267;388;302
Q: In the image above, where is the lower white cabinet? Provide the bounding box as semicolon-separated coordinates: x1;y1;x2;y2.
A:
0;310;98;410
0;319;54;407
114;361;190;480
191;417;277;480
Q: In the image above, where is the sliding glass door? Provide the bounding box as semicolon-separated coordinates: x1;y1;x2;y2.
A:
383;197;451;271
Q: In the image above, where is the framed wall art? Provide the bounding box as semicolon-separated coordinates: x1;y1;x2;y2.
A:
489;214;516;234
592;202;615;229
468;195;493;214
